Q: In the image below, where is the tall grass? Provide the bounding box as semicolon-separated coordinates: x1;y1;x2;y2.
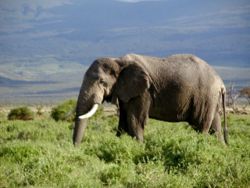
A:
0;110;250;187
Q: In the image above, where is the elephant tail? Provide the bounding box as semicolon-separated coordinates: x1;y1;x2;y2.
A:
222;88;229;145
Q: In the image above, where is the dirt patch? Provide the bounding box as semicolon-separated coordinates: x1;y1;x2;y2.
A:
226;106;250;115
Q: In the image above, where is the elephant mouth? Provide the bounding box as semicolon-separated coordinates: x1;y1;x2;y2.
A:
104;95;112;103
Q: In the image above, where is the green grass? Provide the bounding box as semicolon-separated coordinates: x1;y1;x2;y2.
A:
0;111;250;187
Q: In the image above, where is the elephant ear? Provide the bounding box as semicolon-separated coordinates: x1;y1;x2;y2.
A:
116;64;150;102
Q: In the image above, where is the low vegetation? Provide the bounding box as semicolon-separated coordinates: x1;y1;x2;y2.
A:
0;104;250;187
50;99;76;122
7;107;34;121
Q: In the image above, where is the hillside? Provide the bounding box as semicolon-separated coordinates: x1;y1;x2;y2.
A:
0;0;249;104
0;60;249;104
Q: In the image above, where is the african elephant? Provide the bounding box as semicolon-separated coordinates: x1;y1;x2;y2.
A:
73;54;228;145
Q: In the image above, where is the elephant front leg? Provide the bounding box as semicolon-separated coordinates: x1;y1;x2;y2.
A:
126;92;151;142
116;100;129;137
127;112;145;142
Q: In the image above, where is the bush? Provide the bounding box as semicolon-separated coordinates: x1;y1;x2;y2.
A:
51;99;76;122
36;106;43;116
8;107;34;121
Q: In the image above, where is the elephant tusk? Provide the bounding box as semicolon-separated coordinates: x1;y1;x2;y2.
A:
78;104;99;119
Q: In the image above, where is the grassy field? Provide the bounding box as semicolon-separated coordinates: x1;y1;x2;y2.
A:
0;108;250;187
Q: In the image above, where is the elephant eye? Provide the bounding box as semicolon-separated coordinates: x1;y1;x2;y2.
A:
100;79;108;87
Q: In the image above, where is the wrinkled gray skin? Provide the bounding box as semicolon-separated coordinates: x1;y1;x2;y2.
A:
73;54;228;146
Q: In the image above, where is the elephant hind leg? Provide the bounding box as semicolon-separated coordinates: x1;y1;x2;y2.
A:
211;112;225;144
201;104;216;134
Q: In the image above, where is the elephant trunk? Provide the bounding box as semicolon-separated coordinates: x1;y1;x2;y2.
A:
73;84;103;146
73;102;99;145
73;104;99;146
73;118;88;146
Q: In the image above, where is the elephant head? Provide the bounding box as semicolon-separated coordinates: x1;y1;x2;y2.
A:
73;58;123;145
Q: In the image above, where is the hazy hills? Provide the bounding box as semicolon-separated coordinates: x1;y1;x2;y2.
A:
0;0;249;104
0;60;249;105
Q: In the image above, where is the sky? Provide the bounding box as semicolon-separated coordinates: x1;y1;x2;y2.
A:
0;0;249;102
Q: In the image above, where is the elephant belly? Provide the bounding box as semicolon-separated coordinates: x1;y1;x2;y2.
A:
148;92;192;122
149;106;182;122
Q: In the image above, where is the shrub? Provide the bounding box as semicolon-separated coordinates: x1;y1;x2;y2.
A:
36;106;43;116
8;107;34;121
51;99;76;122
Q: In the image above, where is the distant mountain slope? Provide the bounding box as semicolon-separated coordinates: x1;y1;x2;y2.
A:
0;76;55;87
0;0;249;104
